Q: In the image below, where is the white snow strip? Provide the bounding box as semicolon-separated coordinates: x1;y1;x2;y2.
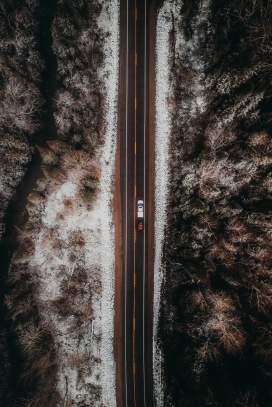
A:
97;0;119;404
153;2;173;406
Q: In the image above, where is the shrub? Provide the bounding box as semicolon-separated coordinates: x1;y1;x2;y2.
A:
80;186;97;206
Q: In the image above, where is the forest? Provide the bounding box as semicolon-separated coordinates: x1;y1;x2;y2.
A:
0;0;107;405
160;0;272;406
2;0;272;405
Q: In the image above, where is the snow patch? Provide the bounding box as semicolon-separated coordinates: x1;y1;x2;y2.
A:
97;0;119;404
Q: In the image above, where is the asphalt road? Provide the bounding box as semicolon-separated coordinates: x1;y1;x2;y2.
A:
118;0;161;406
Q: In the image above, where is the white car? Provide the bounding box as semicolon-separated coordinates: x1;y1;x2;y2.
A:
137;198;144;231
137;198;144;218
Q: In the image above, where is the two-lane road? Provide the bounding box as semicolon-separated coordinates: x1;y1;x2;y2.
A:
115;0;163;407
117;0;162;406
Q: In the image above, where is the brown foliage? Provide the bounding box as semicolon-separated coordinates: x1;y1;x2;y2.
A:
68;352;89;369
160;0;272;405
1;0;106;405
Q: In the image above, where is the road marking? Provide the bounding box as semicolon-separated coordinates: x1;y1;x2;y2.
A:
135;7;137;20
134;228;136;242
135;53;137;65
134;272;136;286
143;1;147;406
134;141;137;154
133;2;137;406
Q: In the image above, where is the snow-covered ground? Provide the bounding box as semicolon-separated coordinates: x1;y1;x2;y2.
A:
153;3;173;406
27;0;119;405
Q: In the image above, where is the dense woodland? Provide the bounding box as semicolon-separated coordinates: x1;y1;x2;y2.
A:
0;0;106;405
160;0;272;406
2;0;272;405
